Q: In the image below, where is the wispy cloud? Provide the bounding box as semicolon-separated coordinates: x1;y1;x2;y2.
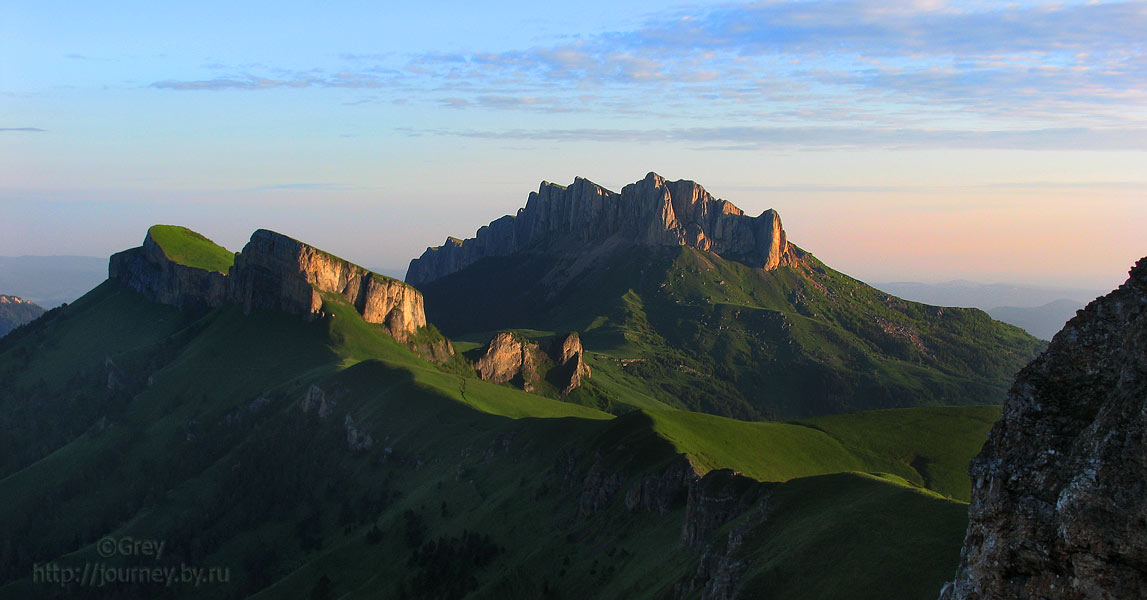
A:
404;125;1147;151
152;70;398;91
0;127;46;132
241;182;358;192
148;1;1147;149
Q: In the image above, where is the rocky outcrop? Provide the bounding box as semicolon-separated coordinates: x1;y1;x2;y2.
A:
577;460;627;517
109;231;227;310
475;332;542;390
344;414;374;451
406;172;798;285
681;469;770;548
475;331;590;394
625;456;700;514
228;230;427;342
109;228;443;351
680;516;763;600
299;384;334;420
942;257;1147;600
549;332;592;395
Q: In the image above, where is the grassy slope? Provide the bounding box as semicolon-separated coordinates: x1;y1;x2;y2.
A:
148;224;236;273
0;281;993;599
734;473;969;600
419;244;1044;420
796;405;1001;501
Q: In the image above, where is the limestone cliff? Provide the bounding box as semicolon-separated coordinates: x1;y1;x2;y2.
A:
109;227;445;353
474;331;590;394
475;332;543;391
109;231;228;310
941;257;1147;600
406;172;798;286
229;230;428;342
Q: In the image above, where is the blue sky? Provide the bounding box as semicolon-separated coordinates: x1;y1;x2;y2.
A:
3;0;1145;289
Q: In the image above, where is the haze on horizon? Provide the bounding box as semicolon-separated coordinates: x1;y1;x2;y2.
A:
3;0;1144;291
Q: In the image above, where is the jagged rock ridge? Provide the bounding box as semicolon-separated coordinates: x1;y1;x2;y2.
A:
406;172;798;286
475;331;590;394
110;227;444;352
941;257;1147;600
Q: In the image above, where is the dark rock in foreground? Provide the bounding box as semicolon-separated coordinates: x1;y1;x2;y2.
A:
942;257;1147;599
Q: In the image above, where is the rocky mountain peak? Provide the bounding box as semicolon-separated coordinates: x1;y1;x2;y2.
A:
406;173;797;286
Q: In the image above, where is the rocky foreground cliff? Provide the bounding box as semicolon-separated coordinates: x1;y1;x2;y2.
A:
110;227;449;358
406;172;798;286
941;257;1147;599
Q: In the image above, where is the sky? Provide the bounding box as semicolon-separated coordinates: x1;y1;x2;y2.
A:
2;0;1145;290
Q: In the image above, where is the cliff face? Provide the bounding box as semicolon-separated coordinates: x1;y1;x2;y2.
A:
109;228;437;348
109;233;228;310
406;172;797;286
229;230;427;342
942;258;1147;600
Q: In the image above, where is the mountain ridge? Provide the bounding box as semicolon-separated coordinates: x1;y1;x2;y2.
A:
110;225;451;359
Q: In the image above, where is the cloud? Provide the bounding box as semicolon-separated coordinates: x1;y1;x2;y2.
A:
152;76;304;90
152;71;395;91
147;1;1147;148
241;183;357;192
618;1;1147;57
405;125;1147;151
0;127;45;132
410;2;1147;113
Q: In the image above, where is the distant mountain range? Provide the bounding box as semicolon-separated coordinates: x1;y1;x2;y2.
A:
872;279;1103;309
983;299;1084;342
0;295;44;337
0;255;106;307
873;280;1104;340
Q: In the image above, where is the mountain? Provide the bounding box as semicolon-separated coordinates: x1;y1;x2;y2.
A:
0;223;1002;599
985;299;1083;341
409;173;1046;419
872;280;1103;310
942;257;1147;599
0;295;45;337
872;280;1101;340
0;255;107;308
